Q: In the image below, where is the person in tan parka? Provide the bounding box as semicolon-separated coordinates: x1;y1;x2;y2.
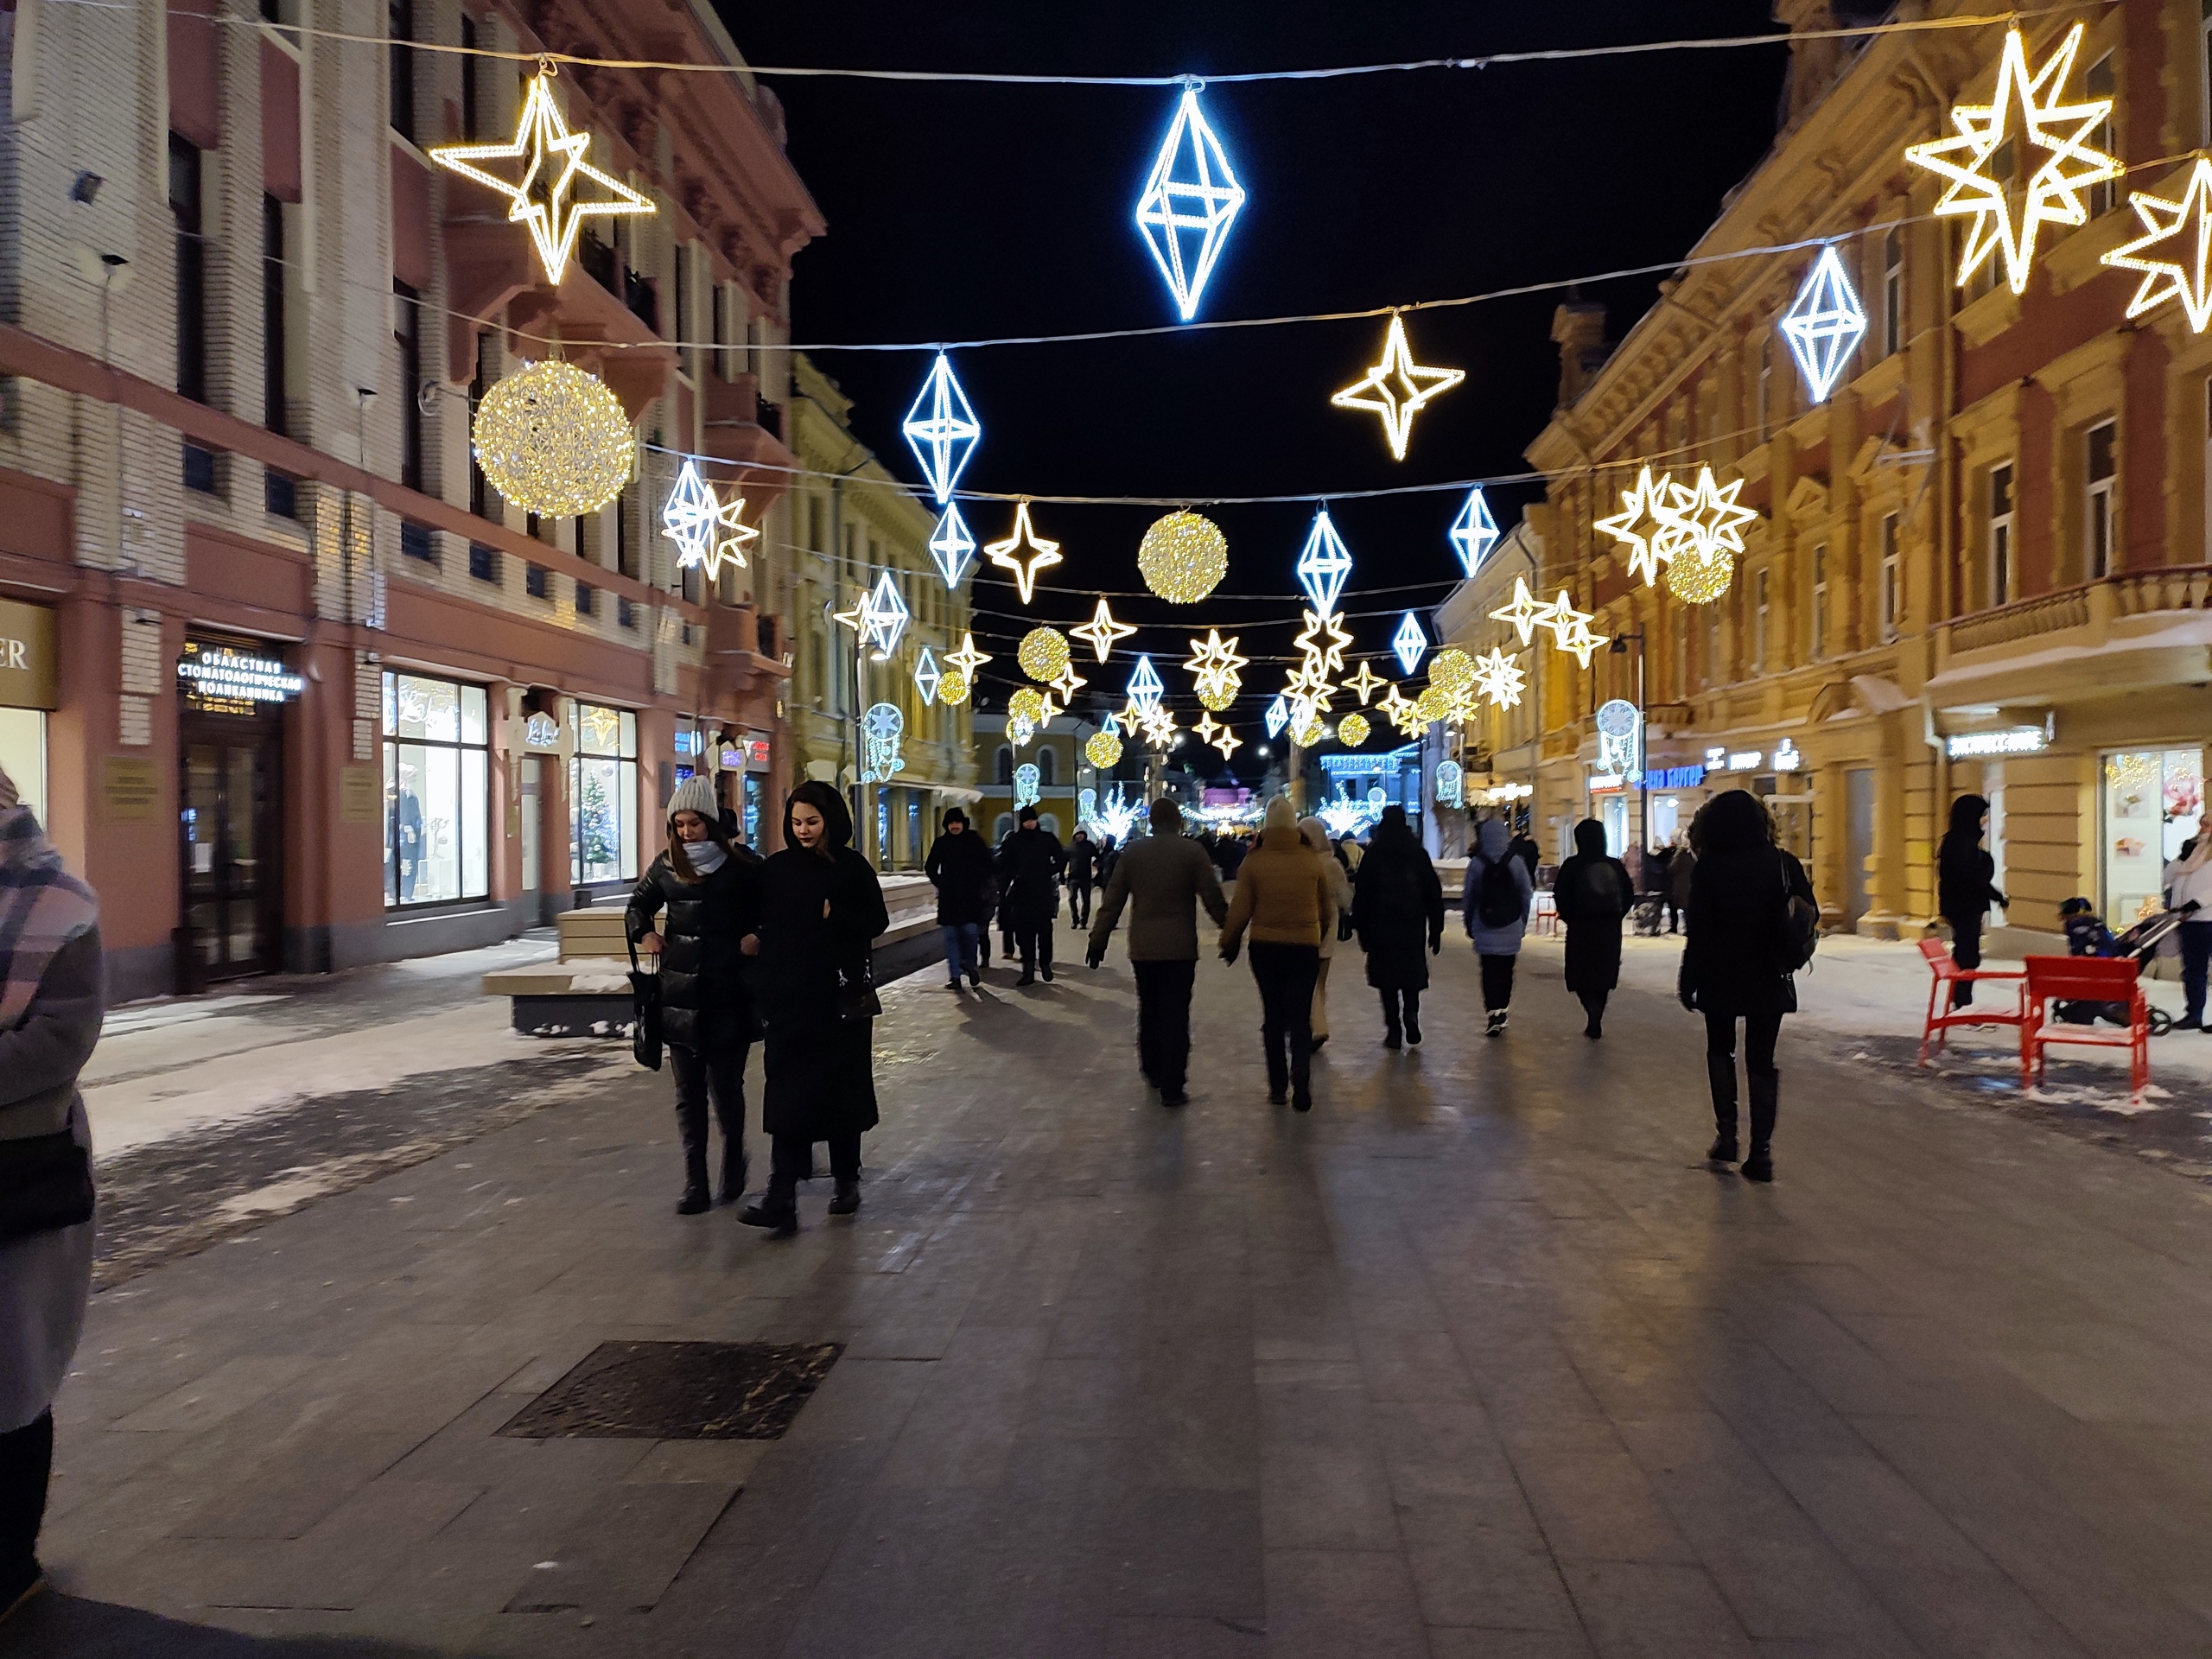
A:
1219;796;1337;1109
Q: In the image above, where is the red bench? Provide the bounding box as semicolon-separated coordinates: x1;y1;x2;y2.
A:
1916;937;2024;1066
2020;955;2150;1104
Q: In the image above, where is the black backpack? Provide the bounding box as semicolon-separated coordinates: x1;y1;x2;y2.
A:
1778;853;1819;971
1474;854;1522;929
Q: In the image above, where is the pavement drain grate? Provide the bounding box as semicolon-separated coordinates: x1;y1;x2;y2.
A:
497;1340;843;1440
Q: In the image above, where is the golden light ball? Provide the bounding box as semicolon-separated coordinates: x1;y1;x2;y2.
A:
1291;715;1328;748
1017;626;1071;683
1338;713;1371;748
1086;731;1124;769
1413;684;1453;724
936;669;970;707
471;359;632;517
1666;546;1734;605
1007;687;1048;725
1137;511;1230;604
1196;677;1236;712
1429;647;1477;695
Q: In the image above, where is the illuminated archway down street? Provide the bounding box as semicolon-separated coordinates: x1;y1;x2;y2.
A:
21;932;2212;1657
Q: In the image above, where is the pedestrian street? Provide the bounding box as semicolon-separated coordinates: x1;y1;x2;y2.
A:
17;936;2212;1659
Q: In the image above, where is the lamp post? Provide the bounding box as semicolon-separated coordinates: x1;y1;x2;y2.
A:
1610;630;1647;871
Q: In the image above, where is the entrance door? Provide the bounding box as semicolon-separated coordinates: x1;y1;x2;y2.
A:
1845;767;1875;929
520;756;542;896
181;715;283;980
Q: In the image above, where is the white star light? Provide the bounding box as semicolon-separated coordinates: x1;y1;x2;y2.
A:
1489;577;1548;645
1471;647;1525;709
1134;86;1248;321
1295;508;1354;618
1391;613;1427;677
1126;654;1165;710
1072;597;1139;662
928;505;977;588
902;353;982;505
861;569;909;660
1449;486;1500;576
913;647;942;706
1779;245;1867;404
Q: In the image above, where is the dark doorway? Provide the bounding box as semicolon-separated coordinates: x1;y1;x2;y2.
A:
180;709;283;982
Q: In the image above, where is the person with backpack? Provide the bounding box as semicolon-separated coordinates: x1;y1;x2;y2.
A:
1463;817;1535;1036
1351;804;1444;1048
1554;817;1633;1039
1936;794;2008;1008
1677;788;1816;1183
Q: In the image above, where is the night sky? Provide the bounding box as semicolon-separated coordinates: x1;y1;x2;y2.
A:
722;3;1789;779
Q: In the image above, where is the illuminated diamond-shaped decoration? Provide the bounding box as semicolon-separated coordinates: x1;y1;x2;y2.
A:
928;505;977;588
660;459;719;568
913;647;942;706
901;353;981;505
1449;486;1500;576
1126;654;1165;709
1295;509;1354;619
1264;694;1290;740
1779;245;1867;404
1391;613;1427;677
1133;86;1248;322
861;569;909;659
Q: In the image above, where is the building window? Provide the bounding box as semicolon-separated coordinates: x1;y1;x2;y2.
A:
265;469;298;519
525;563;550;600
1751;568;1770;674
1989;462;2015;606
169;135;207;403
1039;747;1057;785
1756;337;1772;442
575;581;596;618
382;671;489;908
571;702;639;885
262;195;286;432
1809;543;1828;659
2087;54;2117;218
399;521;434;564
2204;2;2212;148
183;443;219;494
387;0;415;141
1882;229;1904;357
394;281;423;491
459;12;479;138
468;542;499;583
2085;420;2117;579
672;244;695;383
996;746;1014;784
619;595;637;630
1879;512;1901;640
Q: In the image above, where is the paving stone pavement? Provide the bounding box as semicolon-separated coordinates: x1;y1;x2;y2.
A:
14;931;2212;1658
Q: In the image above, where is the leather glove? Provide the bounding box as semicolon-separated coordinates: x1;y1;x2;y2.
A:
1429;932;1442;956
1085;941;1104;969
1219;938;1241;965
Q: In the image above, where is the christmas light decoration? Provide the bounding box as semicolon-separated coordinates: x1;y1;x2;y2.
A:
1489;577;1549;645
946;632;991;681
1264;694;1291;740
1193;711;1229;753
986;502;1062;605
1331;314;1465;461
2105;158;2212;333
1338;713;1371;748
1101;710;1124;737
929;505;977;588
1208;721;1243;760
660;459;719;569
1089;786;1144;844
1779;245;1867;404
471;359;632;517
1594;467;1683;588
1182;628;1249;707
1435;760;1465;809
1904;23;2119;297
429;69;653;285
1133;85;1248;321
914;647;942;706
1658;467;1757;605
832;598;865;639
1290;712;1328;749
1378;685;1421;735
1449;487;1500;576
1666;547;1734;606
938;668;971;707
1553;612;1603;668
1050;663;1088;702
860;703;906;784
857;570;908;660
1018;626;1072;684
1317;785;1379;841
1008;714;1036;749
1284;658;1335;714
902;353;982;505
1428;648;1476;698
1137;511;1230;603
1072;597;1139;662
1196;679;1236;713
1086;729;1124;769
1343;661;1384;705
1391;613;1427;677
1126;654;1165;710
1007;687;1048;726
1014;763;1041;808
1413;684;1452;725
1294;609;1353;678
1140;702;1179;747
1295;509;1354;618
1471;646;1524;709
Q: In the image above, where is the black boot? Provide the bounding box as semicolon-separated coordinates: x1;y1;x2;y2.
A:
1742;1071;1777;1182
677;1150;711;1216
828;1179;861;1217
739;1185;798;1236
1707;1045;1739;1164
1403;995;1422;1047
718;1140;747;1207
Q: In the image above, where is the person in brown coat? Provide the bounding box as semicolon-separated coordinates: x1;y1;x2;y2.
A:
1219;796;1337;1110
1086;797;1228;1106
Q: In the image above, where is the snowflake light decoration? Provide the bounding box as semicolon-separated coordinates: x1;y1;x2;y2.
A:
1295;509;1354;618
860;702;906;784
1391;613;1427;677
1779;245;1867;404
1449;486;1500;576
1072;597;1139;662
1133;85;1248;321
985;502;1063;606
902;353;982;505
928;505;977;588
1331;314;1465;461
2104;157;2212;333
1471;646;1524;709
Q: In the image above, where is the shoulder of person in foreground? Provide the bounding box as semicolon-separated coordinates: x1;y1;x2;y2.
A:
0;925;105;1109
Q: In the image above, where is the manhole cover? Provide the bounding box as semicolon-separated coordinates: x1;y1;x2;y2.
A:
498;1340;842;1440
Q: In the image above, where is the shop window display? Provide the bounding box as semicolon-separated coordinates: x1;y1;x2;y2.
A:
382;672;489;907
572;702;639;885
2101;749;2203;925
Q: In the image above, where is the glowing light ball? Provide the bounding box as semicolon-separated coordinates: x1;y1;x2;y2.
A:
1338;713;1371;748
1428;647;1477;696
1007;687;1048;725
1291;714;1328;748
936;668;970;706
1413;683;1453;724
1017;626;1071;683
472;360;632;516
1086;731;1124;768
1138;511;1229;603
1666;546;1734;604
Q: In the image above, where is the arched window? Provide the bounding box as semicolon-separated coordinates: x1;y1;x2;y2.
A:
993;813;1014;841
1038;747;1057;785
995;746;1014;783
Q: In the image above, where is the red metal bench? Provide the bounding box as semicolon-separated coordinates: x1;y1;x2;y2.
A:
2020;955;2150;1104
1916;937;2024;1066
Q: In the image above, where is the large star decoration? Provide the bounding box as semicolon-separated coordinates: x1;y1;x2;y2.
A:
1489;577;1549;645
945;632;992;680
1594;467;1683;588
1553;613;1603;671
1072;597;1139;662
1666;467;1760;564
1904;23;2119;297
1285;658;1336;714
1050;663;1089;702
2104;157;2212;334
1182;629;1249;698
986;503;1063;606
1343;661;1385;705
1139;702;1179;747
1471;647;1524;709
1294;609;1354;678
429;71;654;286
707;496;759;580
1331;314;1466;461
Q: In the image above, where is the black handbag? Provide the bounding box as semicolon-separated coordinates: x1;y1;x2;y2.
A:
0;1129;95;1244
626;935;664;1071
836;953;883;1021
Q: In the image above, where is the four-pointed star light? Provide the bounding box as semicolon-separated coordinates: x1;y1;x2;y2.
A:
1332;314;1465;461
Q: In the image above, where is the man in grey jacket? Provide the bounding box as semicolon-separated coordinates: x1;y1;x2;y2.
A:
1086;797;1227;1107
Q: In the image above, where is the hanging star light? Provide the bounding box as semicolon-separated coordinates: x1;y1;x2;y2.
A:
1116;698;1147;735
429;68;653;285
1184;628;1248;711
1072;597;1139;662
1660;467;1758;605
1338;712;1371;748
860;703;906;784
1126;654;1166;710
928;505;977;588
860;569;909;660
1448;486;1501;576
1264;694;1291;740
831;596;866;639
472;359;632;517
2104;157;2212;333
1594;467;1683;588
1192;711;1228;752
1051;665;1090;706
1140;702;1179;747
914;647;943;706
660;459;720;569
1780;245;1867;404
1284;658;1335;714
1137;511;1230;603
707;496;760;577
1904;22;2120;297
945;632;991;681
1471;647;1525;709
1210;723;1243;760
1018;626;1072;684
1331;314;1466;461
937;667;971;707
1086;729;1124;769
1343;661;1385;705
1391;613;1427;677
986;502;1063;606
1488;577;1549;644
1133;84;1248;321
1378;684;1421;735
1553;613;1604;669
1294;608;1353;678
902;353;982;505
1295;509;1355;618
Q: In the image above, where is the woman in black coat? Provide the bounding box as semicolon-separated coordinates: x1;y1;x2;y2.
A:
740;780;889;1236
1678;789;1815;1184
1554;817;1632;1039
1936;793;2007;1007
626;777;761;1214
1351;806;1444;1049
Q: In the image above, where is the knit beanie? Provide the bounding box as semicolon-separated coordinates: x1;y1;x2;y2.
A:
669;774;719;823
1263;795;1298;835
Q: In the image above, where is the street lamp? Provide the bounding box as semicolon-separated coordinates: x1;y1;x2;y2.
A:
1610;630;1648;871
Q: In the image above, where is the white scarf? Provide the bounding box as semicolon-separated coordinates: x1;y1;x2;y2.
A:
683;839;728;877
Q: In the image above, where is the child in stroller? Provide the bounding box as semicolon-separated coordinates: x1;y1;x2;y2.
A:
2058;896;2179;1035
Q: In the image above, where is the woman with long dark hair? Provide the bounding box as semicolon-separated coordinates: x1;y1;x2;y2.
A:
1678;789;1815;1182
1351;804;1443;1049
626;776;760;1214
741;780;889;1236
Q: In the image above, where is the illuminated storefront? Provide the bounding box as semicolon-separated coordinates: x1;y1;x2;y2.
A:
0;598;56;820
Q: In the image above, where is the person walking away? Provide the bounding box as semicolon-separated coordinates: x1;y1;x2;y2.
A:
924;807;994;989
1648;842;1678;932
627;778;763;1214
1219;797;1336;1109
0;764;102;1619
996;804;1066;985
1086;797;1228;1105
1337;834;1363;875
741;781;889;1236
1554;818;1633;1039
1464;817;1535;1036
1217;833;1247;882
1351;804;1443;1049
1507;823;1541;885
1678;788;1815;1182
1936;793;2008;1009
1668;832;1696;935
2169;836;2212;1030
1065;830;1098;927
1299;816;1355;1052
1095;835;1119;891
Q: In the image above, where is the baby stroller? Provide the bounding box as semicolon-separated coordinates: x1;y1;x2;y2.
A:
2058;897;2179;1035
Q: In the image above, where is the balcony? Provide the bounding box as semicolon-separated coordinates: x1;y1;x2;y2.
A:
1929;566;2212;701
704;601;791;711
702;372;798;513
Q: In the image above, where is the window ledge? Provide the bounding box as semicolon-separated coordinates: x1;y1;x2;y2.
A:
1953;283;2020;349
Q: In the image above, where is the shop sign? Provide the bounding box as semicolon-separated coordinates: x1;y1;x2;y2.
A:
1947;723;2050;759
1707;746;1763;772
1772;739;1802;772
0;598;57;711
1647;765;1705;790
1586;773;1628;794
338;764;381;825
178;642;302;712
100;755;158;822
745;735;772;772
523;712;560;749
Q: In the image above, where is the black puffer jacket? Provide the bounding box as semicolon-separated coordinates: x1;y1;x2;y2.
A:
626;850;761;1050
